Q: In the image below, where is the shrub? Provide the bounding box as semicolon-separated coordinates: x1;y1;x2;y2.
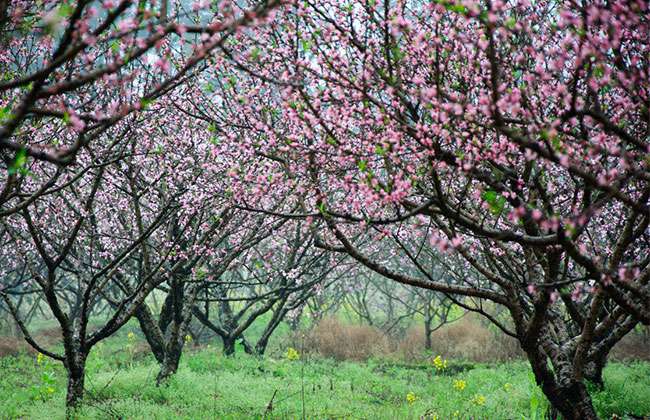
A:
398;315;522;362
611;327;650;361
303;317;390;360
0;337;30;357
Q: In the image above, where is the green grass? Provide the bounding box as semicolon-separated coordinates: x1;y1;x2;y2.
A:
1;335;649;419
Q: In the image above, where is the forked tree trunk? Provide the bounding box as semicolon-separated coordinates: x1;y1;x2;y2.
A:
543;381;598;420
222;337;236;356
584;354;607;389
155;314;190;385
527;353;599;420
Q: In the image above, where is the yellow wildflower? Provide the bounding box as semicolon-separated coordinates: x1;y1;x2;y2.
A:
503;382;513;392
127;331;135;341
453;410;460;417
471;394;486;406
453;379;466;391
184;334;192;344
432;355;447;371
36;352;45;366
406;392;417;405
286;347;300;361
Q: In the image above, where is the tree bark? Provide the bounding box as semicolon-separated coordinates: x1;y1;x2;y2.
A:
241;337;255;354
255;337;270;355
527;353;599;420
135;305;166;364
423;303;434;351
254;308;287;355
156;350;181;385
222;337;236;356
64;352;87;414
584;355;606;389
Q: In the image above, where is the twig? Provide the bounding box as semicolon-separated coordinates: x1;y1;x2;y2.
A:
263;389;278;417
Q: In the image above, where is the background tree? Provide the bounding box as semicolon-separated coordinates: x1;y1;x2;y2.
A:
193;222;350;356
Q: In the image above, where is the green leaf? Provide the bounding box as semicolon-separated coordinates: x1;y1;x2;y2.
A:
110;39;120;55
594;64;605;79
481;190;497;203
0;104;12;124
391;44;405;62
481;190;506;215
250;46;262;61
437;0;468;15
317;202;328;216
227;75;237;89
57;3;74;18
140;98;154;109
8;148;28;176
551;136;562;151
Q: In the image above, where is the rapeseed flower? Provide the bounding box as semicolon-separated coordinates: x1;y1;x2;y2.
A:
432;355;447;371
453;379;466;391
286;347;300;361
406;392;417;405
472;394;486;406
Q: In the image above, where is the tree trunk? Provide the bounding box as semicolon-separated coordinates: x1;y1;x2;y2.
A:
135;305;166;364
255;337;269;355
64;352;87;414
424;322;432;351
542;380;598;420
584;355;607;389
222;337;236;356
255;309;286;356
241;337;255;354
423;304;433;351
527;354;599;420
156;350;181;385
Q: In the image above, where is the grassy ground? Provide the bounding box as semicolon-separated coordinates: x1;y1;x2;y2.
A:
1;332;649;419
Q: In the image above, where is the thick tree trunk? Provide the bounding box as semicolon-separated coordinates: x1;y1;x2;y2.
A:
584;354;606;389
156;350;181;385
66;371;85;408
542;381;598;420
64;352;88;414
155;311;190;385
222;337;236;356
527;354;599;420
135;305;166;364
